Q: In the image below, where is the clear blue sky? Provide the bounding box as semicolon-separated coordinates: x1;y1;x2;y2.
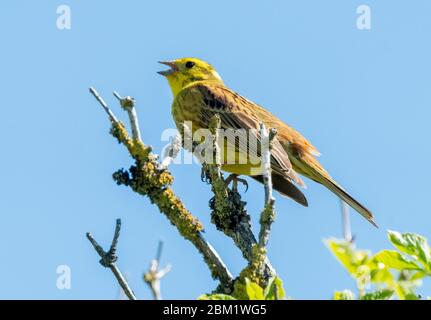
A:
0;1;430;299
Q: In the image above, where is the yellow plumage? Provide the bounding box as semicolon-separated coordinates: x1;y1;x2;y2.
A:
158;57;377;227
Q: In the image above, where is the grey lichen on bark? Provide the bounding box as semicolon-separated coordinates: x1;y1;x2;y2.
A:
203;115;276;286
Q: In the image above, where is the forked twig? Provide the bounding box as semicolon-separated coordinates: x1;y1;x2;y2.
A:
86;219;137;300
113;91;142;141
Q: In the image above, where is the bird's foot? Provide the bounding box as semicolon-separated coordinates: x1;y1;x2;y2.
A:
224;174;248;193
201;166;212;184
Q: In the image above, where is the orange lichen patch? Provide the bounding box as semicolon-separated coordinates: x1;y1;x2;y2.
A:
110;122;152;161
232;245;267;299
110;121;204;239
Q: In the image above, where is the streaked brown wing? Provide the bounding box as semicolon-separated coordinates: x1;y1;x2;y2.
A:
179;83;305;187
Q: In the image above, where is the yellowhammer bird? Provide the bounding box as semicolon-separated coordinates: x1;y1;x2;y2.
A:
158;57;377;227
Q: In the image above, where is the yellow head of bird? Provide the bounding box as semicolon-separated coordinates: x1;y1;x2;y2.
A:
158;58;223;97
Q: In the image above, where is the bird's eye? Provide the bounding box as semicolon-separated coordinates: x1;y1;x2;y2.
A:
185;61;195;69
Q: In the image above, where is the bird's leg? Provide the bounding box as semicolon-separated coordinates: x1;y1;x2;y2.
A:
224;174;248;193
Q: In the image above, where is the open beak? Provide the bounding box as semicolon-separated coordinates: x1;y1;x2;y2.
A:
157;61;178;76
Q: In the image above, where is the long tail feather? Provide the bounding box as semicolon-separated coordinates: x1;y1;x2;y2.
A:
321;177;378;228
289;152;377;227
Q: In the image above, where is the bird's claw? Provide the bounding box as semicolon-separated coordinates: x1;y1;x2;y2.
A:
201;167;212;184
224;174;248;193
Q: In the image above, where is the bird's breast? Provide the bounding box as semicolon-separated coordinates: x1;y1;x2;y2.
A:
172;95;204;132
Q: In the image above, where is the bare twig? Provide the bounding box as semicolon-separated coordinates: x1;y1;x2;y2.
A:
86;219;137;300
89;87;118;123
258;123;277;248
261;125;276;206
341;200;353;243
155;239;164;262
117;272;131;300
210;116;222;178
89;88;234;292
194;234;234;287
143;241;171;300
113;91;142;141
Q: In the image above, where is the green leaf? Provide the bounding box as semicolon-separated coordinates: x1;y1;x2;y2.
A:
404;293;420;300
245;278;265;300
374;250;421;270
361;290;394;300
264;277;286;300
388;231;431;269
198;294;236;300
333;290;354;300
325;239;370;276
411;271;427;281
367;258;395;285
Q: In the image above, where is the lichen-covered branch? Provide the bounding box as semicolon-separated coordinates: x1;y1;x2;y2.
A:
89;87;282;298
341;200;354;243
204;115;256;260
89;88;233;292
258;124;277;248
204;116;275;285
86;219;137;300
